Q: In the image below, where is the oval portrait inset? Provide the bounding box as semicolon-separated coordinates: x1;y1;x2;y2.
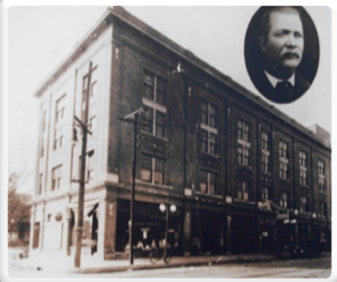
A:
244;6;319;104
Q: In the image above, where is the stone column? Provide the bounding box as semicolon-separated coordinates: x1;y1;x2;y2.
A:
29;203;36;251
182;208;191;256
258;216;262;254
226;215;232;254
97;197;118;260
96;198;106;259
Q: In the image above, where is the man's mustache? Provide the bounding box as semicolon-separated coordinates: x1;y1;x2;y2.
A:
281;52;301;60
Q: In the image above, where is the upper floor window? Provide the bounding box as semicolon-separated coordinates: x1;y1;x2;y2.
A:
238;119;250;166
42;111;46;132
261;187;269;202
279;140;288;158
140;154;166;185
279;140;289;179
261;131;270;173
40;138;44;158
201;100;217;127
199;170;216;194
51;165;62;191
144;71;166;105
38;173;43;195
237;181;250;201
279;192;288;209
300;196;307;212
55;95;66;123
88;102;96;135
200;100;218;155
142;71;167;138
54;125;64;150
261;131;269;150
319;202;327;217
318;160;325;192
299;151;307;186
83;67;98;131
238;119;250;142
87;150;95;181
54;95;66;151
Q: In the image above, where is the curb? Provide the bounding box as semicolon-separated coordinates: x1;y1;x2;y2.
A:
72;256;277;274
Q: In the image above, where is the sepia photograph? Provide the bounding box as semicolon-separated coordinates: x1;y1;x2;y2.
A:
3;3;334;281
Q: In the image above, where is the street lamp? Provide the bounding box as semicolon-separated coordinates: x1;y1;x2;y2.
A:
159;194;176;262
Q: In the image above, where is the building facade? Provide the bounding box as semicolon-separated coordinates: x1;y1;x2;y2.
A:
30;7;331;260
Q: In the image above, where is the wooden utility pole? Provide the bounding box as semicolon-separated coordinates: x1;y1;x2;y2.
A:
119;106;146;265
74;61;93;268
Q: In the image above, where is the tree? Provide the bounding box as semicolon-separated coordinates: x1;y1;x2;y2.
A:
8;172;31;240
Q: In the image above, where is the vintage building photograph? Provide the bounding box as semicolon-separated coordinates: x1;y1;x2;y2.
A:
5;4;333;280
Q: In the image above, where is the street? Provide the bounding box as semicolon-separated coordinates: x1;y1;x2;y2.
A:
8;256;331;279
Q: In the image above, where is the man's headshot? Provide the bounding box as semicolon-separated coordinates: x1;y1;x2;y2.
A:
245;6;319;104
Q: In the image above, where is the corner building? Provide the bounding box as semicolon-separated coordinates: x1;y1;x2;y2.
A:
30;7;331;260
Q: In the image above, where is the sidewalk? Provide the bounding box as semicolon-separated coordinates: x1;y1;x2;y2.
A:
8;248;276;274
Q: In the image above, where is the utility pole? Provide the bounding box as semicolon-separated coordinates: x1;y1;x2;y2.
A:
74;61;93;268
119;106;146;265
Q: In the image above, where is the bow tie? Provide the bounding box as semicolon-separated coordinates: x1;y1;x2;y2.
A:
275;81;294;94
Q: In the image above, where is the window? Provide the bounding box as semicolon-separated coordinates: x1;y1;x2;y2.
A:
201;129;218;155
38;173;43;195
318;160;325;192
200;100;218;155
142;71;167;138
201;100;217;127
78;150;95;181
299;151;306;166
299;151;307;186
237;119;250;166
51;165;62;191
319;202;327;217
199;170;216;194
261;132;269;150
261;154;270;173
82;68;98;135
42;111;46;132
279;140;288;179
54;95;66;150
54;125;64;150
55;95;66;123
279;192;288;208
261;132;270;173
40;138;44;158
237;181;250;201
140;155;166;185
87;150;95;181
261;187;269;202
88;102;96;135
300;197;307;212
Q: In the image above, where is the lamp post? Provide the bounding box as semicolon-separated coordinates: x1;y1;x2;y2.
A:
159;194;176;262
119;106;146;265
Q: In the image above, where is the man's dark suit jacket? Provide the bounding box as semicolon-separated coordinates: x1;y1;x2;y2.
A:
252;70;311;104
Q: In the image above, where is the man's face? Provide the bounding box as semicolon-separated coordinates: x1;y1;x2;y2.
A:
261;11;304;71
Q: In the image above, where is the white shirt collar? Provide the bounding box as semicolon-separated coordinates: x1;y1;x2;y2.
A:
264;70;295;88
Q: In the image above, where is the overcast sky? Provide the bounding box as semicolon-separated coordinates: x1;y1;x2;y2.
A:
6;6;332;193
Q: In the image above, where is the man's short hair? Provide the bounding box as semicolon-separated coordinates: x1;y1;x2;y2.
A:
259;7;301;38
